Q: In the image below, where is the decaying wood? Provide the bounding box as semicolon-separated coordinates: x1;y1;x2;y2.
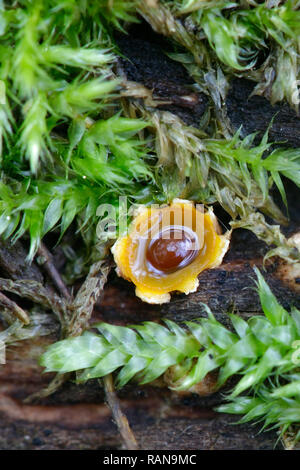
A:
116;27;300;147
0;399;280;450
0;27;299;450
0;329;282;449
0;225;298;449
116;34;208;127
0;239;43;283
226;78;300;147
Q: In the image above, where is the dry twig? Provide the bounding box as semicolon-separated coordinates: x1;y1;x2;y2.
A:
103;375;139;450
67;259;112;337
0;278;67;326
37;243;71;301
0;292;30;325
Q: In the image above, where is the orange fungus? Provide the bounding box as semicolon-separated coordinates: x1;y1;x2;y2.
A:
111;199;230;304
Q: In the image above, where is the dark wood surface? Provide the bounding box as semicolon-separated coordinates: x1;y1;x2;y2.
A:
0;27;299;450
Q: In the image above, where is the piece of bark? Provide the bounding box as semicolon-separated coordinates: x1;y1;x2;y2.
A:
226;78;300;147
0;223;298;449
116;33;208;127
0;333;281;450
1;28;300;451
0;406;280;450
116;28;300;148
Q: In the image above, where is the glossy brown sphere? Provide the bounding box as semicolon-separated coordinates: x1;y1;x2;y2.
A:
146;228;199;273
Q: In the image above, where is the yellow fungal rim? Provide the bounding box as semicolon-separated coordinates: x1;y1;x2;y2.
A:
111;200;230;304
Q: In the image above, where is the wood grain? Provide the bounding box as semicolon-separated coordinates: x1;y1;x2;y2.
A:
0;28;299;450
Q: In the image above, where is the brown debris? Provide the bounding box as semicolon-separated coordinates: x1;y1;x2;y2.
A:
103;375;139;450
37;243;71;301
